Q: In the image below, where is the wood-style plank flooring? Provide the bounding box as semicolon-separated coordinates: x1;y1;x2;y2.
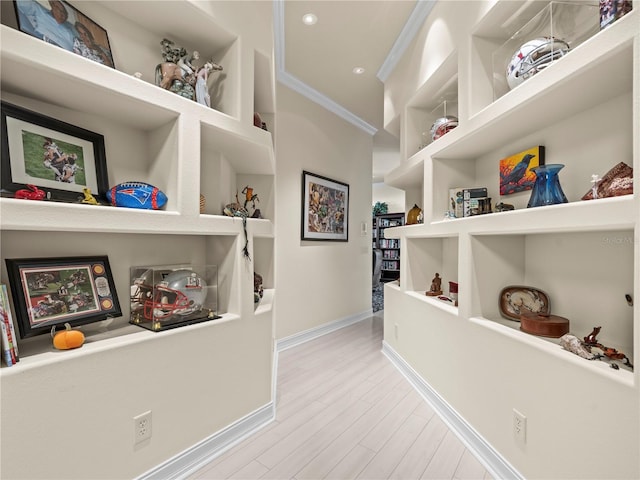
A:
189;312;492;480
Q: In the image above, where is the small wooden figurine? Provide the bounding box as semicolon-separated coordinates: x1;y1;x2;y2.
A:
426;273;443;296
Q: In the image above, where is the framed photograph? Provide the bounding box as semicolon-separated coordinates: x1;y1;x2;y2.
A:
301;171;349;241
14;0;114;68
499;146;545;195
1;101;109;202
5;256;121;339
600;0;633;30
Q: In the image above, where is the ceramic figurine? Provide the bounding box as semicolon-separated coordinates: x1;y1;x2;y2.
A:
426;273;443;296
224;191;251;259
195;62;223;107
243;186;259;210
590;174;601;199
80;187;100;205
582;326;633;370
406;204;421;225
495;202;515;212
15;184;46;200
254;272;264;303
155;38;222;104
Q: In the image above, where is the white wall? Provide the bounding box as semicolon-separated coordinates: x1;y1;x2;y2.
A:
275;85;373;340
372;182;405;214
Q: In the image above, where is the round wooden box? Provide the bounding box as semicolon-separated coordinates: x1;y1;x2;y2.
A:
520;313;569;338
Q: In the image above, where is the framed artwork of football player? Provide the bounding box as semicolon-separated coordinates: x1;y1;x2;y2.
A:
1;101;108;202
5;255;121;339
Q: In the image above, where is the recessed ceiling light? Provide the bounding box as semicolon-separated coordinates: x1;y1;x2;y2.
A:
302;13;317;25
353;67;365;75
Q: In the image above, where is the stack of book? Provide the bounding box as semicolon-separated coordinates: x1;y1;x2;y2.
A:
449;187;492;218
1;285;19;367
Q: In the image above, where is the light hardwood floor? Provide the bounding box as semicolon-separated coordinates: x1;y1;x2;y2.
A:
189;312;493;480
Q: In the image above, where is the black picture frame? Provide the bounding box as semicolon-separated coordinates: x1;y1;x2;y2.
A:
5;256;121;339
13;0;115;68
1;101;109;202
301;171;349;242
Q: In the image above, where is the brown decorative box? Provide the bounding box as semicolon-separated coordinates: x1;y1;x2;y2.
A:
520;313;569;338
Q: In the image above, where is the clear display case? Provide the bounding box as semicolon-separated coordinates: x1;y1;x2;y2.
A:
492;1;600;100
130;264;220;331
419;100;459;150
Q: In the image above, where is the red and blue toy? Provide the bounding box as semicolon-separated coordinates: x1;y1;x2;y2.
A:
107;182;167;210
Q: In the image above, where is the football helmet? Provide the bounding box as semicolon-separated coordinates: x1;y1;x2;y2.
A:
430;115;458;142
143;269;207;320
130;269;156;312
506;37;570;90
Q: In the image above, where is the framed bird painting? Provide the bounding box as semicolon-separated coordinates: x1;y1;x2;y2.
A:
499;146;545;195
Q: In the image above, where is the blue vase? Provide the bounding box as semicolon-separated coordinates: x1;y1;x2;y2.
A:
527;164;568;208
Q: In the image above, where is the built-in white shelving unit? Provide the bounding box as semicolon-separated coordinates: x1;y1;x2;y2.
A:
0;1;276;478
382;2;638;478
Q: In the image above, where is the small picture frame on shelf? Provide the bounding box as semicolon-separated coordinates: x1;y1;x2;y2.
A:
301;171;349;241
499;146;545;195
5;256;121;339
1;101;109;202
13;0;114;68
600;0;633;29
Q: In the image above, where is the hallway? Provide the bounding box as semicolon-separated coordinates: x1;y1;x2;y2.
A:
189;313;492;480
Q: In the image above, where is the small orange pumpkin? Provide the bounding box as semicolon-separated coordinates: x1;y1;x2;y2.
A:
53;328;85;350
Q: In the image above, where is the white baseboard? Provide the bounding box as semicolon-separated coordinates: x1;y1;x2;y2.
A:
382;341;523;480
276;309;373;352
136;402;275;480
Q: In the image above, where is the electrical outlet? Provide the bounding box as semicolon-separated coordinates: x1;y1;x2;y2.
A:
133;411;152;445
513;409;526;447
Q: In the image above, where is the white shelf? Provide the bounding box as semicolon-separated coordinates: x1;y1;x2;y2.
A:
406;290;459;316
0;312;240;374
385;9;637;187
0;198;277;236
470;316;634;386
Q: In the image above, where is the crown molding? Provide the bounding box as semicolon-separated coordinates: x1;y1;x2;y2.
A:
277;69;378;135
273;0;377;136
273;0;436;136
376;0;437;82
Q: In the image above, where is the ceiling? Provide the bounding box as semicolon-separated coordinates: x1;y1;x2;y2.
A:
278;1;431;181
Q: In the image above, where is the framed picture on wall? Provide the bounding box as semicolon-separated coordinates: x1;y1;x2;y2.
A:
13;0;115;68
5;255;121;339
301;171;349;241
1;101;109;202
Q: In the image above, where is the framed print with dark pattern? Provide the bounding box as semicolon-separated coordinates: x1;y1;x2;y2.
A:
301;171;349;241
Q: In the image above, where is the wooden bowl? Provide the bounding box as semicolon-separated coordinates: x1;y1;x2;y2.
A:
520;313;569;338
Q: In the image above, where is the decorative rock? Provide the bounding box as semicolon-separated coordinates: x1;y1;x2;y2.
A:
559;334;596;360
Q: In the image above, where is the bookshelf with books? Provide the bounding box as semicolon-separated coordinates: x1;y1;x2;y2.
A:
373;213;404;281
